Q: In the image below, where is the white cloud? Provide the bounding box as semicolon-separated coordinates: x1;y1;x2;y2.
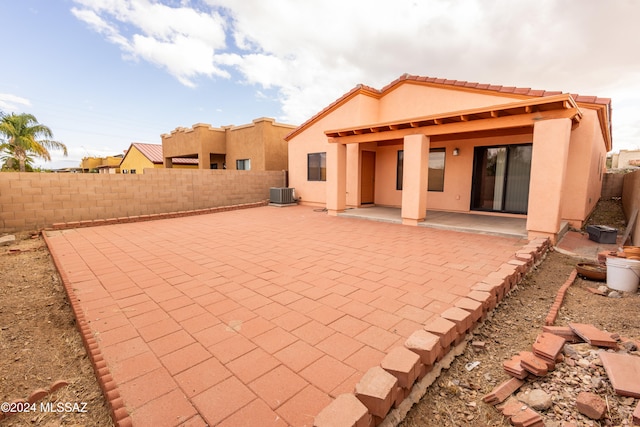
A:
71;0;228;86
71;0;640;151
0;94;31;112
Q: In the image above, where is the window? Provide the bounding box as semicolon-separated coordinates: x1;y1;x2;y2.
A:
210;163;218;169
130;169;137;174
236;159;250;170
307;152;326;181
122;169;128;174
428;148;445;192
396;149;445;191
396;150;403;190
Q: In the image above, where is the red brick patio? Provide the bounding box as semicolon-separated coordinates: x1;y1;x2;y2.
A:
44;205;529;426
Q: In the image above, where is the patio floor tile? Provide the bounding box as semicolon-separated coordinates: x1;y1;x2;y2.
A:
217;399;288;427
226;347;281;384
275;384;333;427
274;340;324;372
192;377;256;426
129;388;198;427
44;205;529;426
174;357;232;398
248;365;308;409
300;355;356;394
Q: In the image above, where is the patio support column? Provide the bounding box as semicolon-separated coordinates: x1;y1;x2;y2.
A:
345;144;359;207
527;118;572;243
326;140;347;216
164;157;173;168
401;134;430;225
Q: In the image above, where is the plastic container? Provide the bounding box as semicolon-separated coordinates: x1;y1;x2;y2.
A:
606;256;640;292
586;225;617;244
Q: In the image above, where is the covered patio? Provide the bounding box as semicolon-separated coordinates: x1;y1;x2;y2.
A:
324;94;583;243
337;207;535;239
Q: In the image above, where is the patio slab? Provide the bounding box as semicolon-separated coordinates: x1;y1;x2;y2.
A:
44;205;529;426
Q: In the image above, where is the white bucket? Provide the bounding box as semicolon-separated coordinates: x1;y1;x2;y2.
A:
606;256;640;292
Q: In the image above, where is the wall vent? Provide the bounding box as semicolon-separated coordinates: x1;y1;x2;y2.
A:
269;187;296;205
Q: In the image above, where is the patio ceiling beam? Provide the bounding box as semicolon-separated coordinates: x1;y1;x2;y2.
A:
328;108;580;144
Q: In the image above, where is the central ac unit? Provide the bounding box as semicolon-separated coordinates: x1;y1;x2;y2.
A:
270;187;296;205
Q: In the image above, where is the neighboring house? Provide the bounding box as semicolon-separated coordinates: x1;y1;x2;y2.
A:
80;155;123;173
161;117;296;171
611;149;640;169
285;74;612;242
119;143;198;174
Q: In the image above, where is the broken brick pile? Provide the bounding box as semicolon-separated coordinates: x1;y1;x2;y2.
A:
0;380;69;420
482;321;640;426
313;238;551;427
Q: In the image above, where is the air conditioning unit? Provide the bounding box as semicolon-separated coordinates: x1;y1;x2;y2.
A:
270;187;296;205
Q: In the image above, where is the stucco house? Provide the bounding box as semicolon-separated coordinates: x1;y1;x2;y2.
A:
285;74;612;242
80;155;123;174
610;149;640;169
161;117;296;171
119;142;198;174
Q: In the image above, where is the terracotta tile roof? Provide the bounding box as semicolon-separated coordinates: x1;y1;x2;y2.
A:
383;74;610;105
130;143;198;165
285;73;611;141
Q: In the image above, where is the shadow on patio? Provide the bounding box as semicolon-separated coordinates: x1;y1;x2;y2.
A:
338;207;527;239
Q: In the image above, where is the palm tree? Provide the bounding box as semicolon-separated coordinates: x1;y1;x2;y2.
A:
0;113;67;172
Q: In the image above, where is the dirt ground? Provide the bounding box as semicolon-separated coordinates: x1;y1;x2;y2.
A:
401;199;640;427
0;235;113;426
1;198;637;427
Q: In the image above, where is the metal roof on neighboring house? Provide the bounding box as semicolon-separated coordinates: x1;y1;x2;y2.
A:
129;143;199;165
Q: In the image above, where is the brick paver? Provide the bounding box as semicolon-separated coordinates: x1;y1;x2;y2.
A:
45;205;527;426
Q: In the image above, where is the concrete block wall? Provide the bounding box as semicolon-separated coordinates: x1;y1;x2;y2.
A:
0;169;285;232
601;172;624;199
622;169;640;245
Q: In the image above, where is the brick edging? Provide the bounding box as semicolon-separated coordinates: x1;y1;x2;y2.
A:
42;232;132;427
313;238;552;427
45;200;270;231
544;268;578;326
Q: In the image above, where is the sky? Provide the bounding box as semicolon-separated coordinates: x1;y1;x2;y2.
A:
1;0;639;169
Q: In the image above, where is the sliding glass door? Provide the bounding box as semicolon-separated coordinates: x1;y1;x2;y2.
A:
471;144;532;214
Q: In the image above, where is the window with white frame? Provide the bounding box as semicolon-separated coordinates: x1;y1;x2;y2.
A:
236;159;251;170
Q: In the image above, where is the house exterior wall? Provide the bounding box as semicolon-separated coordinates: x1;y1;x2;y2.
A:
288;93;379;205
262;119;296;171
162;118;293;171
289;85;524;207
81;156;122;172
162;124;227;169
0;169;286;232
119;146;157;173
372;133;534;211
560;109;607;227
378;83;520;121
614;149;640;168
287;80;610;240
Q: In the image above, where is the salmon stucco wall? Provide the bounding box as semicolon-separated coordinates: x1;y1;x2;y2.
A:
372;132;533;212
560;109;606;227
288;93;380;205
288;79;610;235
0;169;285;232
378;83;522;122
